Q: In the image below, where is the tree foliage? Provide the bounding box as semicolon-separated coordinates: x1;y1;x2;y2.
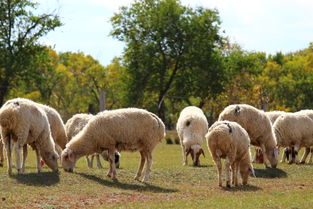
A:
0;0;61;105
110;0;226;123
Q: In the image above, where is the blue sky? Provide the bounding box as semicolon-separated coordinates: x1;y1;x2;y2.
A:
38;0;313;66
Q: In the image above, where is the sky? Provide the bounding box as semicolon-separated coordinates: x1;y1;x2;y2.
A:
38;0;313;66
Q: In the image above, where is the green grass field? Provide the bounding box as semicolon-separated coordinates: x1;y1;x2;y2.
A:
1;131;313;209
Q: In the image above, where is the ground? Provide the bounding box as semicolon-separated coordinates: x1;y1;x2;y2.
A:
1;131;313;208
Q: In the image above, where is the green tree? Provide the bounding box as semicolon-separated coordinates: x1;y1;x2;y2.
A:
111;0;225;123
0;0;61;105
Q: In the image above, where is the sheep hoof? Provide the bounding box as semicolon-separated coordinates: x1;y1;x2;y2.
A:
107;173;112;178
17;169;24;175
0;163;3;167
112;177;118;182
134;176;140;181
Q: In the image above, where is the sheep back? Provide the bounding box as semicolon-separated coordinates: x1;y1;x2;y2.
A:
273;113;313;147
67;108;165;155
65;113;93;140
218;104;276;147
176;106;208;148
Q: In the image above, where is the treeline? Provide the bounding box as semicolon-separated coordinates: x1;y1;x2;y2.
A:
1;0;313;128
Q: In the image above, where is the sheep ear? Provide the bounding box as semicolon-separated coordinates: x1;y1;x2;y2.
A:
200;148;205;158
66;149;75;162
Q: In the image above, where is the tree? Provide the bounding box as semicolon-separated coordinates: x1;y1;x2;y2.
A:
0;0;61;105
110;0;225;123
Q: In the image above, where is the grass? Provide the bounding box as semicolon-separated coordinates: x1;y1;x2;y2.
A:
1;132;313;208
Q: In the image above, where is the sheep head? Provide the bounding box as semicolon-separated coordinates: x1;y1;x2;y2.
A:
186;144;205;166
61;148;76;172
41;151;59;172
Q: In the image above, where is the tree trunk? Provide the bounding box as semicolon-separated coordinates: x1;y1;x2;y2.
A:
99;89;106;111
157;93;166;123
0;79;9;106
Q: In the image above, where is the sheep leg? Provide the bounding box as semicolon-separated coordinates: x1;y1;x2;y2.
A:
134;151;146;181
96;154;103;168
288;146;295;164
231;162;238;186
34;145;42;173
86;156;92;168
182;145;187;166
15;142;23;174
225;157;231;188
281;148;287;163
107;150;117;180
252;148;257;163
294;145;300;164
309;148;313;164
260;144;270;168
4;136;13;175
0;141;4;167
142;151;152;183
212;155;223;187
300;147;310;164
21;144;28;173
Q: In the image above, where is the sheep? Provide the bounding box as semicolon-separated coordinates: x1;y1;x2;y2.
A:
295;110;313;164
218;104;278;168
65;113;121;168
260;111;287;163
0;137;4;167
176;106;208;166
0;99;59;175
2;98;67;171
273;112;313;164
206;120;255;187
3;98;68;151
61;108;165;182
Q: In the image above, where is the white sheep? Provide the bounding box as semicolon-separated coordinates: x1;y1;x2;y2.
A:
61;108;165;182
65;113;121;168
4;98;68;151
0;99;59;175
3;98;68;171
295;110;313;163
218;104;278;168
273;112;313;164
206;120;255;187
176;106;208;166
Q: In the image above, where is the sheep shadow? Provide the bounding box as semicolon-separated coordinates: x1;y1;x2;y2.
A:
76;172;178;193
11;171;60;186
254;167;287;178
221;184;262;192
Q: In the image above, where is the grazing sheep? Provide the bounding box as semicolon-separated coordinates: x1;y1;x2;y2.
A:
0;100;59;175
4;98;68;150
61;108;165;182
0;137;4;167
176;106;208;166
65;113;121;168
218;104;278;168
206;121;255;187
295;110;313;164
273;112;313;164
3;98;67;171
